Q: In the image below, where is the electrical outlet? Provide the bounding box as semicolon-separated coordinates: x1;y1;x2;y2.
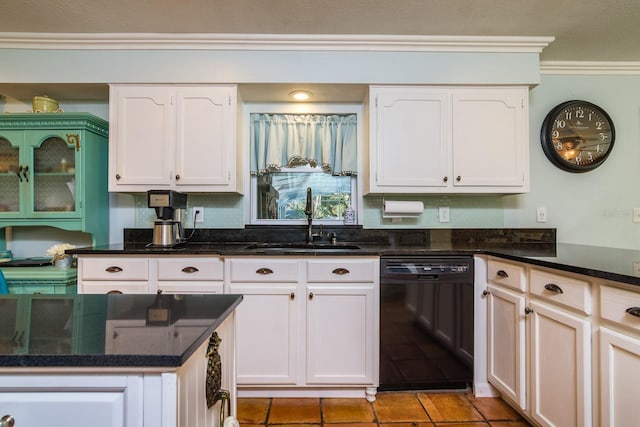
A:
536;207;547;223
439;207;450;223
634;262;640;276
193;207;204;223
633;208;640;224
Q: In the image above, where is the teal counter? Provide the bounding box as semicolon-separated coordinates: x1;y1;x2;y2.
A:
0;266;77;294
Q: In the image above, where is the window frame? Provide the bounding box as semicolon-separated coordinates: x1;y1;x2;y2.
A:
243;102;363;226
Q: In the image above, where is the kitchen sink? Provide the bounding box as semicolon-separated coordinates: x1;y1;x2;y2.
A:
243;242;361;251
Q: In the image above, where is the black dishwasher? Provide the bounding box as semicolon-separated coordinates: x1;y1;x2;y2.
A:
379;255;474;391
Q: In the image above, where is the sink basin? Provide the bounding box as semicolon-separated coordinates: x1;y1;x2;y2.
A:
243;242;361;251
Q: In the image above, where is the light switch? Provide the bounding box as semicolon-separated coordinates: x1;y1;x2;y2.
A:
439;207;450;223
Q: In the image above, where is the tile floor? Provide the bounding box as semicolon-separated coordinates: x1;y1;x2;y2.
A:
238;392;533;426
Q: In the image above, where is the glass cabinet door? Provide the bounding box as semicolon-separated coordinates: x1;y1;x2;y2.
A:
30;132;79;216
0;133;22;215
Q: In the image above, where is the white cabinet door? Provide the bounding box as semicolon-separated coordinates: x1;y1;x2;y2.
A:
305;284;375;384
486;284;527;410
109;85;174;189
368;87;449;192
175;86;236;189
109;84;238;192
366;85;529;194
599;327;640;427
529;299;591;427
228;284;298;385
452;88;527;189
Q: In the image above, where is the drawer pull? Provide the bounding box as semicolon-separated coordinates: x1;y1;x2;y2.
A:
256;267;274;275
107;290;123;295
332;267;350;275
496;270;509;278
544;283;564;294
181;266;199;274
1;415;15;427
626;307;640;318
105;266;123;273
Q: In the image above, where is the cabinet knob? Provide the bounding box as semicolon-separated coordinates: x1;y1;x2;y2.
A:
524;307;534;315
625;307;640;318
332;268;350;275
290;292;295;300
256;267;274;275
308;292;314;300
544;283;564;294
105;266;123;273
175;174;181;180
496;270;509;278
482;289;490;297
115;174;121;180
182;266;199;274
456;176;462;182
443;176;448;183
1;415;15;427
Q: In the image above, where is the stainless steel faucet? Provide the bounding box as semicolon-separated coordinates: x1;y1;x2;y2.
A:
305;187;314;243
304;187;323;243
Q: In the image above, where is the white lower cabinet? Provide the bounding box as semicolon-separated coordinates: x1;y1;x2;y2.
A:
528;299;591;427
485;258;593;427
486;283;527;409
599;284;640;427
305;283;375;385
78;255;224;294
225;256;379;400
0;312;236;427
230;283;298;384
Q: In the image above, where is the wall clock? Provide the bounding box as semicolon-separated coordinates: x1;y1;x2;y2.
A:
540;100;615;172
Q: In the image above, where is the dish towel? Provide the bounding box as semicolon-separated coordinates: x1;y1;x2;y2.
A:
0;270;8;294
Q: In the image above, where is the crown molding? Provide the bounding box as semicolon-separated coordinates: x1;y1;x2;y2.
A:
541;61;640;75
0;32;554;53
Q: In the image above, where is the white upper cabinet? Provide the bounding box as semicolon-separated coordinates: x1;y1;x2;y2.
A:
366;85;529;194
109;84;239;192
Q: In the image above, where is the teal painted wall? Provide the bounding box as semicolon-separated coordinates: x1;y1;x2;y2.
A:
505;74;640;249
2;46;639;250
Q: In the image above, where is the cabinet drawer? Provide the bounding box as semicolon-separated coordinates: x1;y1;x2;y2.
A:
529;269;592;315
307;258;378;282
487;258;526;292
79;281;151;294
227;258;300;283
156;257;223;281
80;257;149;281
600;285;640;332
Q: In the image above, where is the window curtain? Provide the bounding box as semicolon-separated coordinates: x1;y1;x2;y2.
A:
250;113;357;176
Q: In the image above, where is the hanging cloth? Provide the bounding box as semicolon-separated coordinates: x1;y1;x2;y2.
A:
250;113;357;176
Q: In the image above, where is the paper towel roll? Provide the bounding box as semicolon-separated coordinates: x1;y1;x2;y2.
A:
383;200;424;218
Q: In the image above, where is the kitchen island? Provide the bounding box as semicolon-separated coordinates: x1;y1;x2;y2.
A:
0;293;242;427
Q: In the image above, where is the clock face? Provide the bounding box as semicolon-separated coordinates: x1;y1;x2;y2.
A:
540;100;615;172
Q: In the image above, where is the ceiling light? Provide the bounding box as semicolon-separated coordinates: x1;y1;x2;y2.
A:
289;90;311;101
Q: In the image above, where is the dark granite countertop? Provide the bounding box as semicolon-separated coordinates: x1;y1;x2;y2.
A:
0;294;242;368
66;227;640;287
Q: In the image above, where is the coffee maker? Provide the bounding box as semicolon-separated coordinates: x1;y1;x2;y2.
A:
147;190;188;247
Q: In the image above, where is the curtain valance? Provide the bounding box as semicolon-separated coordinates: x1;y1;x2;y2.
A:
250;113;357;176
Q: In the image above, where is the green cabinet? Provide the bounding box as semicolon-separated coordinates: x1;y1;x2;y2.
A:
0;113;109;245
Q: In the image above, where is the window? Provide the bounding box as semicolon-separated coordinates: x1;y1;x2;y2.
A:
255;167;355;221
247;106;360;225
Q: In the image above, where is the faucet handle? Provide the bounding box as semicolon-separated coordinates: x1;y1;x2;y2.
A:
328;232;337;244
